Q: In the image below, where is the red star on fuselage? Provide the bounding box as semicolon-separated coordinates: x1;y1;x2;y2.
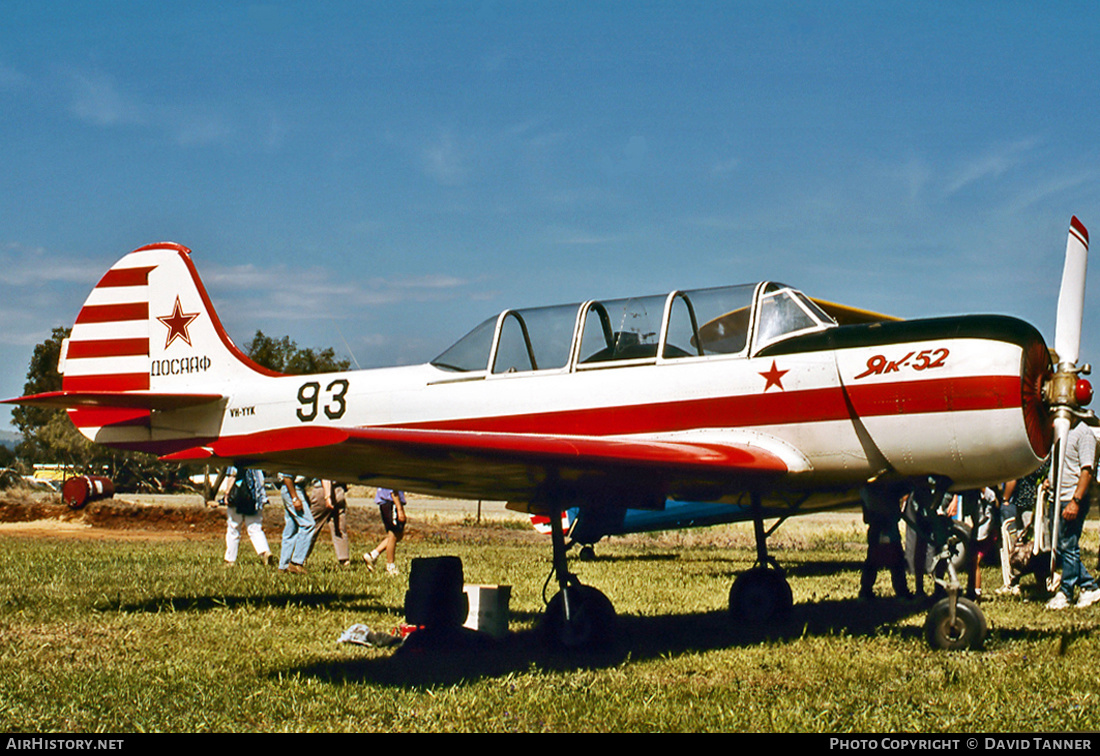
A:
157;296;200;349
759;360;789;392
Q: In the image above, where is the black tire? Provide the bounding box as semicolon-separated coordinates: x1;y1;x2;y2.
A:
543;585;616;650
728;567;794;623
923;596;987;651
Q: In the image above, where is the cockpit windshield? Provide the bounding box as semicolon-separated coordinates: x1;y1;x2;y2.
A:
752;284;836;350
431;315;497;372
432;303;580;374
430;281;835;374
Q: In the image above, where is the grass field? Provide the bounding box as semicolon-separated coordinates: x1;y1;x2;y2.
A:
2;510;1099;733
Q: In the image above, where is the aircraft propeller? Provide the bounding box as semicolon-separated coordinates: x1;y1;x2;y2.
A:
1045;216;1094;578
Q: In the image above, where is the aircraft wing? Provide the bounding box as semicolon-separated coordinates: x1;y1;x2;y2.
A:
161;426;790;508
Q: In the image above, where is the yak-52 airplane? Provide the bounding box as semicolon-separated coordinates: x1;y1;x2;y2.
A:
5;217;1093;651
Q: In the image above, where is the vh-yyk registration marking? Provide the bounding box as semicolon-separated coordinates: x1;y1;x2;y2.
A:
854;347;950;380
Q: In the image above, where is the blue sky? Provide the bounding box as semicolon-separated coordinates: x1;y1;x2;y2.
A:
3;2;1100;433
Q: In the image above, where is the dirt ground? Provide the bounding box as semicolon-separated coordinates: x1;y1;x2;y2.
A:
3;486;1093;561
0;487;537;544
0;484;876;548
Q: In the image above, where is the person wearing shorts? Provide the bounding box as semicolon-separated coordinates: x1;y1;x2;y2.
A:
363;488;406;576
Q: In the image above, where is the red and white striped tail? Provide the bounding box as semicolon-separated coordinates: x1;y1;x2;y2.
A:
59;243;276;446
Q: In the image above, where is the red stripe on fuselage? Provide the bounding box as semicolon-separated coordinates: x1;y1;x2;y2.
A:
100;373;1025;458
397;374;1022;435
844;375;1021;415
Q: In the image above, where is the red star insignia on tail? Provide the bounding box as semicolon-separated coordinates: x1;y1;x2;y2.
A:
759;360;789;392
157;296;200;349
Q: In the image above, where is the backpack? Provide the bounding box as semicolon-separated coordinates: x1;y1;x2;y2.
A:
228;472;257;515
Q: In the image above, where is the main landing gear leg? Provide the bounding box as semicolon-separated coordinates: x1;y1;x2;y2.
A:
541;506;616;650
728;492;793;622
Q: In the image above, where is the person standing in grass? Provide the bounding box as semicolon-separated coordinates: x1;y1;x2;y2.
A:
959;486;999;601
221;466;271;567
305;479;351;567
858;482;914;601
278;472;314;574
997;457;1051;596
1046;420;1100;610
363;488;406;576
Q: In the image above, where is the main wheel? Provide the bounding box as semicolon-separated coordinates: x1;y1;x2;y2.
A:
923;596;987;650
543;585;616;650
728;567;793;623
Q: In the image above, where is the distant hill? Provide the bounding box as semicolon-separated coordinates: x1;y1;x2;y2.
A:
0;431;21;451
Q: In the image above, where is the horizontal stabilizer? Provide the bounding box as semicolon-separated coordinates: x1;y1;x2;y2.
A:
3;390;224;411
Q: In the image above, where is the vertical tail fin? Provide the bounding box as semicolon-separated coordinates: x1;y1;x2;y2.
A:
32;242;278;451
64;242;275;394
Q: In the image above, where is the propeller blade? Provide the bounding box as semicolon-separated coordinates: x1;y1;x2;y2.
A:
1054;216;1089;366
1047;217;1089;580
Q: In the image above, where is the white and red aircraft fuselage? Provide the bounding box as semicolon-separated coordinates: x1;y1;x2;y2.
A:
7;218;1092;651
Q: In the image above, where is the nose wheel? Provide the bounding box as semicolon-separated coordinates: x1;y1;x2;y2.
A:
924;595;987;650
909;482;990;650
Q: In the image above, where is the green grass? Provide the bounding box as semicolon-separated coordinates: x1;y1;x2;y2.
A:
2;520;1099;732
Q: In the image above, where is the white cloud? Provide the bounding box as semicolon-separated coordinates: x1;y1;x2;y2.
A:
166;107;236;147
0;243;107;286
57;66;253;148
0;62;28;92
710;157;740;177
202;261;473;324
944;138;1040;196
63;68;146;128
421;131;467;185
